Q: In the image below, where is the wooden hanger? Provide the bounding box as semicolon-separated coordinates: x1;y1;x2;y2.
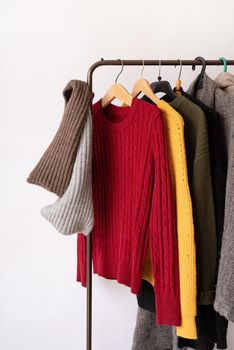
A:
101;83;133;108
101;60;133;108
130;60;160;104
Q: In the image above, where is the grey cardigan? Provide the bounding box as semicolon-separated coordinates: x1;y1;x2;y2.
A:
188;73;234;321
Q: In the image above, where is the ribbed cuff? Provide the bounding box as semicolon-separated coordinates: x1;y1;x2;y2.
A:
176;315;197;339
198;289;215;305
156;291;181;326
177;336;197;349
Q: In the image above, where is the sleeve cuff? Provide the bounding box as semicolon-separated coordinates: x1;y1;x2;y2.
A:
155;290;181;326
176;315;197;339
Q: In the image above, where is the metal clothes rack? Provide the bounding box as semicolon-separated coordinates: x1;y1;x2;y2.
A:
85;59;234;350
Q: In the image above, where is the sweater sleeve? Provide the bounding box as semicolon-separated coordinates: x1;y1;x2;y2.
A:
76;233;87;287
41;111;94;236
193;152;217;304
149;114;181;326
27;80;93;197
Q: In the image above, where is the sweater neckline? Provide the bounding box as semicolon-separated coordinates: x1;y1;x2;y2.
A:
95;97;138;131
168;95;186;110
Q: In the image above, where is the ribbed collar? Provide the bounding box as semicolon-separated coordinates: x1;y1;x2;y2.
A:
168;94;187;110
94;97;138;131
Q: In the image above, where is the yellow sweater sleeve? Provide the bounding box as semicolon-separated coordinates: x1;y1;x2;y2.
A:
143;100;197;340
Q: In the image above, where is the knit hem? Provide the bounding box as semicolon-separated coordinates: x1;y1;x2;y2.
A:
78;269;143;296
216;340;228;350
27;177;61;197
176;315;197;339
177;337;197;349
92;257;143;294
41;206;94;236
198;289;215;305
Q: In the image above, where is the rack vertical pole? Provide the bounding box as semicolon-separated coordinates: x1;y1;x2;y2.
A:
86;66;94;350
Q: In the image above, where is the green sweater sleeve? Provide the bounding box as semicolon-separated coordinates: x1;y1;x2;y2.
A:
193;152;217;304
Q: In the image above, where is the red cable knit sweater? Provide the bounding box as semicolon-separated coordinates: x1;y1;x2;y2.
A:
77;97;181;326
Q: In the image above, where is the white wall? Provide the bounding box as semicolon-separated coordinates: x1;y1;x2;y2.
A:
1;0;234;349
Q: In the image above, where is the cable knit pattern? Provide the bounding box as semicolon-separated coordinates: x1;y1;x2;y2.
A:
27;80;93;196
77;97;181;326
41;110;93;235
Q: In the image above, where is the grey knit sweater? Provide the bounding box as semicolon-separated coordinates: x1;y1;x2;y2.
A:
27;80;94;236
188;73;234;321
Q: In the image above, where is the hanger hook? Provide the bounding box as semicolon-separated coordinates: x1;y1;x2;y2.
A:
177;59;183;80
192;56;206;77
158;60;162;81
219;57;228;72
115;59;124;83
141;59;145;79
175;59;183;93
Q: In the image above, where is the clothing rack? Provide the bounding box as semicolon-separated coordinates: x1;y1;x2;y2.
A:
85;58;234;350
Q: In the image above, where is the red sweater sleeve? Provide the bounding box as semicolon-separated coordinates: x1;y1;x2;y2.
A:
77;233;87;287
149;113;181;326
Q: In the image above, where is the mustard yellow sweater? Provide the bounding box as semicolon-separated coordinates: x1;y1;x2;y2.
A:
143;99;197;339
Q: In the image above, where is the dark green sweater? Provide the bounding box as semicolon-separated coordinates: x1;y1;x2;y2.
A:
168;95;217;304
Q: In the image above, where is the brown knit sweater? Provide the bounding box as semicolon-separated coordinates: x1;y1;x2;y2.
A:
27;80;93;196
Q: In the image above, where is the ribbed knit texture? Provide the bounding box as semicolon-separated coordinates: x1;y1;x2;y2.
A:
141;98;197;339
77;97;181;326
178;306;228;350
188;73;234;322
41;110;93;235
137;283;227;349
27;80;93;196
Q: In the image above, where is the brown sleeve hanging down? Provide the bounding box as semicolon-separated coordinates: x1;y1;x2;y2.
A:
27;80;93;197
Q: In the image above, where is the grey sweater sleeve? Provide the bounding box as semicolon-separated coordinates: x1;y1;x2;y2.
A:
192;152;217;304
41;109;94;236
214;119;234;321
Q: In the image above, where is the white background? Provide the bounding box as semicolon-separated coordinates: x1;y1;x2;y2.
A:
1;1;234;349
